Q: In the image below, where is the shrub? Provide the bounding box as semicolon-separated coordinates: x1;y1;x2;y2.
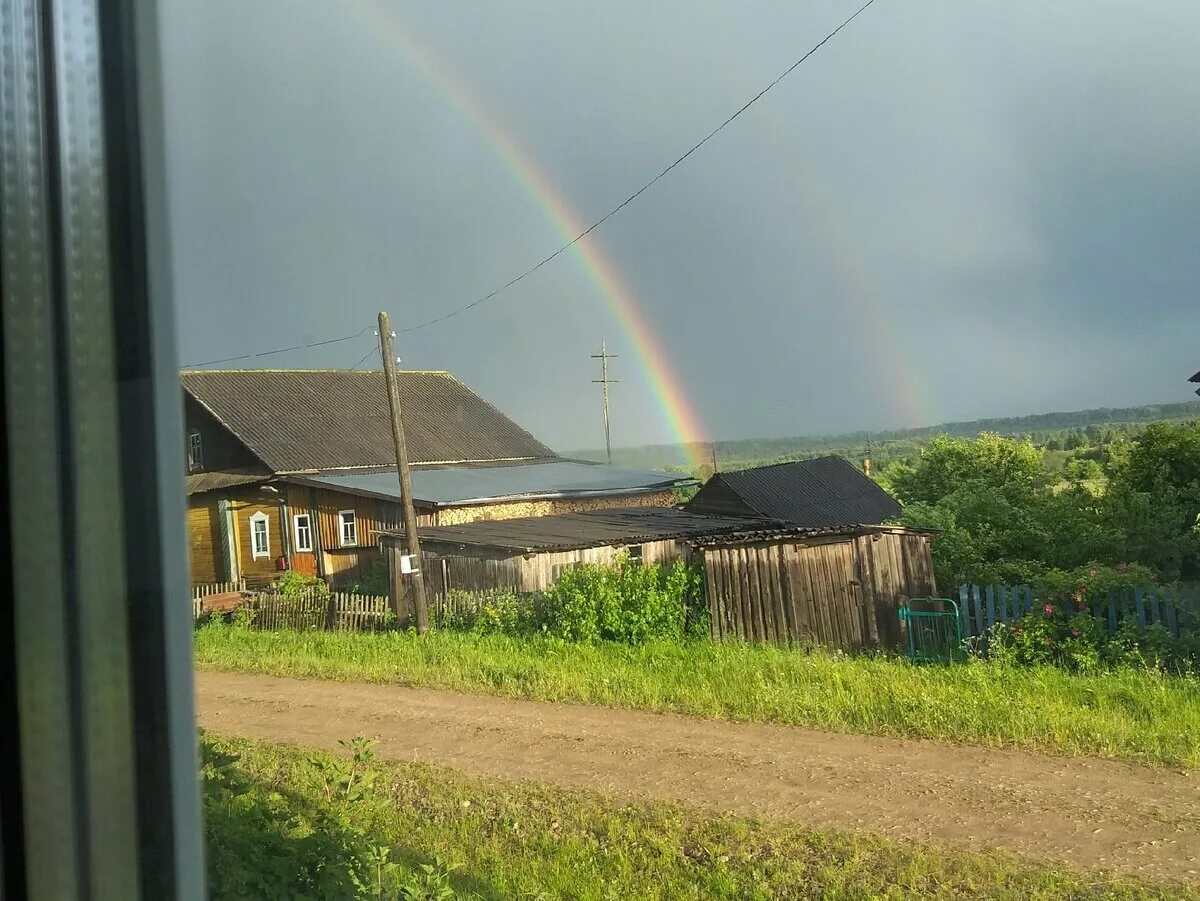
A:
273;570;329;599
537;555;703;644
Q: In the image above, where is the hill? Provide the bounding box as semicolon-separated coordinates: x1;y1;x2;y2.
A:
567;400;1200;473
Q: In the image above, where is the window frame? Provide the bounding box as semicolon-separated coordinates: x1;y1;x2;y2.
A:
250;511;270;559
186;429;202;471
338;509;357;547
292;513;313;553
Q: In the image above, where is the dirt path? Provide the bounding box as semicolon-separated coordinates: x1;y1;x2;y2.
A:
196;671;1200;882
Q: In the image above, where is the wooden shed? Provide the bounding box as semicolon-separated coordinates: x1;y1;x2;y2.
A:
384;508;935;652
388;507;768;598
696;524;936;651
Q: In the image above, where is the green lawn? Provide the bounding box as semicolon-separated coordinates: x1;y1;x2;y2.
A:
204;734;1196;901
194;623;1200;768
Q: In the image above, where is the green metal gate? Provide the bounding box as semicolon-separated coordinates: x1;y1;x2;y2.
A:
898;598;962;662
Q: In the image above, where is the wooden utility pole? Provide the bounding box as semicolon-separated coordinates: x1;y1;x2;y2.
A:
591;340;618;464
378;311;429;632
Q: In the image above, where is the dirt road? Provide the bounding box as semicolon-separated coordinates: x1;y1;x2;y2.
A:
196;671;1200;881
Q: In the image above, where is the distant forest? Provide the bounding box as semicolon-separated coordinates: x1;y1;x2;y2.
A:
569;400;1200;475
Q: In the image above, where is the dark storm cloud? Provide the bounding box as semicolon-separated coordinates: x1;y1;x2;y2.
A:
162;1;1200;449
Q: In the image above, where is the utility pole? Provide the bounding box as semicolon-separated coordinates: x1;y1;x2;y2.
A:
591;340;618;464
378;311;429;633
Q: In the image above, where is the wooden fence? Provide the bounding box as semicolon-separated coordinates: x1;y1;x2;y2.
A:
192;580;245;598
194;589;390;632
955;583;1200;645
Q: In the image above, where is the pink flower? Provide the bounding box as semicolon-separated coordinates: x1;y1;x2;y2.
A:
1043;603;1054;616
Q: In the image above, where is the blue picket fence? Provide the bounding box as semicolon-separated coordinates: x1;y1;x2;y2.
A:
954;583;1200;642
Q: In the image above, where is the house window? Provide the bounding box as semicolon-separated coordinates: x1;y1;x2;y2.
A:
250;511;270;559
339;509;357;546
627;544;644;564
293;513;313;553
187;430;203;471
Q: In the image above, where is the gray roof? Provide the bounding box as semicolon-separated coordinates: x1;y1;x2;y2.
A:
185;469;270;495
409;507;776;553
295;460;692;507
687;456;902;527
181;369;554;473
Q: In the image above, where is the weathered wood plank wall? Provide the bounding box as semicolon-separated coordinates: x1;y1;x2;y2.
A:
702;531;936;651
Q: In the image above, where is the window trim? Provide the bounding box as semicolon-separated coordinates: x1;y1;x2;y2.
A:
186;429;202;472
292;513;313;553
250;511;270;559
338;509;357;547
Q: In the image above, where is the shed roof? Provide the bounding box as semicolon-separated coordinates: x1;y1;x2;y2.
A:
687;456;901;527
294;460;692;507
181;369;553;473
406;507;775;553
1191;370;1200;382
184;468;270;495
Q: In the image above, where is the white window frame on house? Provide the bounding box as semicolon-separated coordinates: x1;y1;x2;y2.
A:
339;509;357;546
250;511;270;559
187;430;203;472
292;513;313;553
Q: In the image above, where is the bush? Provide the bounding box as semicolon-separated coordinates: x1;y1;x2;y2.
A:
987;581;1200;675
273;570;329;599
537;555;704;644
430;556;706;645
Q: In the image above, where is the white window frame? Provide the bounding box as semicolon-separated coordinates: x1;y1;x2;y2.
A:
338;509;357;547
292;513;313;553
187;430;203;471
250;511;270;559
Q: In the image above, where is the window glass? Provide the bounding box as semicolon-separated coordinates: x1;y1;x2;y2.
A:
293;514;312;553
250;512;270;558
339;510;357;546
187;430;203;471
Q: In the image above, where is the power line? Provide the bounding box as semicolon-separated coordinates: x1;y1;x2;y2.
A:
182;326;373;369
180;0;875;364
398;0;876;334
350;335;381;369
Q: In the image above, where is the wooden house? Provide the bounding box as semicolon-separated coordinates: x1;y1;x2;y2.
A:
183;369;692;586
686;456;901;526
384;508;935;652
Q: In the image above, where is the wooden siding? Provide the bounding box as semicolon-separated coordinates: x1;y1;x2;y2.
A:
685;477;753;517
417;538;687;600
182;394;261;473
703;531;935;651
229;496;285;583
187;497;221;583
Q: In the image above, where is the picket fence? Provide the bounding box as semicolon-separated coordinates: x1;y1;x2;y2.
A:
193;588;390;632
954;583;1200;643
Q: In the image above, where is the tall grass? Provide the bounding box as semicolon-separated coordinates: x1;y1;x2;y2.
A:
207;734;1196;900
194;623;1200;767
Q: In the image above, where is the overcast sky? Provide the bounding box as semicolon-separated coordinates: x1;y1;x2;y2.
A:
161;0;1200;451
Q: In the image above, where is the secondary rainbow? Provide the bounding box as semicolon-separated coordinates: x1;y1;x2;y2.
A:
352;0;711;467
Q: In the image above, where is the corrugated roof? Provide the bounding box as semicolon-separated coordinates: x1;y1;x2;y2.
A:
408;507;776;553
687;456;902;527
185;469;270;495
296;460;692;506
180;369;554;473
1191;370;1200;382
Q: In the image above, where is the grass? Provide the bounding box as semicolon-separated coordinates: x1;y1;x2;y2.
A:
204;733;1196;900
194;622;1200;768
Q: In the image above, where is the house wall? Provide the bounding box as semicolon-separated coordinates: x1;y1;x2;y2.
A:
182;395;261;473
229;495;287;585
187;496;222;583
416;537;688;599
701;530;936;651
309;487;435;585
435;489;677;526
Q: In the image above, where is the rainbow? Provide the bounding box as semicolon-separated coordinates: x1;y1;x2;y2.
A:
351;0;712;468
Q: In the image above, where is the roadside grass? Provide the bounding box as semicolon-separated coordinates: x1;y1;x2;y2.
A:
206;734;1196;901
194;623;1200;768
